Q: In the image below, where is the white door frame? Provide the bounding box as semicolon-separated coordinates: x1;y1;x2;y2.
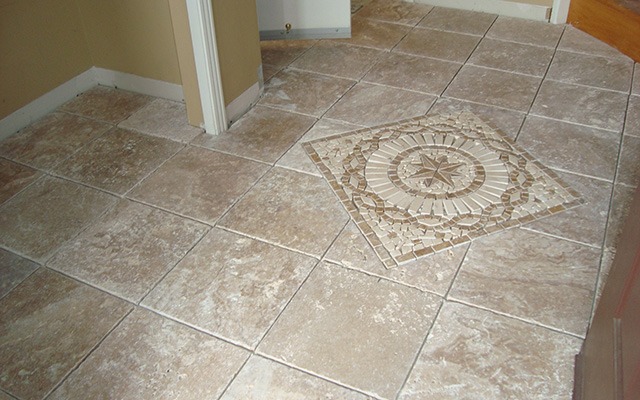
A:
185;0;227;134
551;0;571;23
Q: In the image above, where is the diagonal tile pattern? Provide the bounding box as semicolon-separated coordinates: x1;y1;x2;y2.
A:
0;3;638;399
399;302;582;399
258;262;441;399
0;269;131;400
305;112;581;267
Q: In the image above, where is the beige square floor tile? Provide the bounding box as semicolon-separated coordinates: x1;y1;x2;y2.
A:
0;159;40;205
355;0;432;25
258;69;355;117
52;127;182;194
0;176;116;262
0;269;131;400
143;228;316;348
325;221;467;296
49;308;248;400
363;52;461;95
289;41;384;80
525;170;612;247
258;262;441;399
394;28;481;63
547;51;634;92
633;65;639;94
260;40;316;68
219;168;348;256
450;228;599;336
324;82;436;126
418;7;497;36
130;147;268;224
341;17;411;50
119;98;202;143
558;26;630;60
276;119;363;176
399;302;582;400
59;86;152;124
444;65;541;112
0;112;111;170
531;80;628;132
0;249;38;299
192;105;315;164
428;97;525;139
221;356;372;399
48;200;208;303
605;184;636;251
616;135;640;187
625;95;640;137
486;16;564;48
517;116;620;181
468;38;554;76
262;63;281;81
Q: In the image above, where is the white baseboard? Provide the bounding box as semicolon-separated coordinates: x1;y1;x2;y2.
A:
0;67;185;140
93;68;184;102
225;80;262;126
415;0;552;21
0;68;96;140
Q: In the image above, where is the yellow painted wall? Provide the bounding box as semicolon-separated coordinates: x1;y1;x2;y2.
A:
75;0;182;85
0;0;93;119
168;0;203;125
1;0;262;123
212;0;262;105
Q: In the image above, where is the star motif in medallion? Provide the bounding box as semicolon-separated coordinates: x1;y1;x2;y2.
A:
409;154;464;188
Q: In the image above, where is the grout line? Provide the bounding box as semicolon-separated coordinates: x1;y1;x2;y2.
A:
524;112;623;134
586;76;633;319
321;258;445;298
252;101;324;120
0;165;47;211
446;298;588;339
514;24;566;142
542;77;634;95
519;226;604;250
549;166;615;184
394;299;445;399
136;225;213;306
253;352;387;400
215;353;253;400
137;305;255;352
41;305;134;399
0;263;40;302
214;224;322;261
253;218;350;348
442;242;472;300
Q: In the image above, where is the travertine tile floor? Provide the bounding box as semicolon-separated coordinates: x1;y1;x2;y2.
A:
1;2;639;399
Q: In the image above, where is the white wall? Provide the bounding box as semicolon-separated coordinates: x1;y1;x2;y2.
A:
256;0;351;39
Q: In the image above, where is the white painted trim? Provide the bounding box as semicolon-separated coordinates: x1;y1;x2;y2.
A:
0;68;96;140
550;0;571;23
185;0;228;134
93;68;184;101
225;80;262;125
414;0;552;21
259;27;351;40
0;66;188;140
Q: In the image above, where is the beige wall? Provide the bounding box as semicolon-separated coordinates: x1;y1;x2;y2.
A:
0;0;93;119
1;0;262;124
168;0;203;125
212;0;262;106
75;0;182;85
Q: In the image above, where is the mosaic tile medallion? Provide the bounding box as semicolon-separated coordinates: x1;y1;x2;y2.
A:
304;112;582;268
